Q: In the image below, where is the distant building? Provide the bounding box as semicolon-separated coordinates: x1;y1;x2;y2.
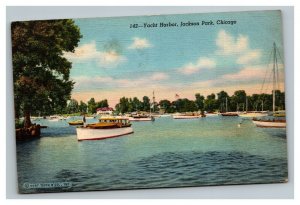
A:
96;107;114;115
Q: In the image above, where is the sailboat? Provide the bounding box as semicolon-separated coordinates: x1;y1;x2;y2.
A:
238;97;268;118
252;42;286;128
128;91;155;122
220;97;238;116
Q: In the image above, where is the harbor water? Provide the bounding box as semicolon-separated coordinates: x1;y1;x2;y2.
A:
17;116;288;193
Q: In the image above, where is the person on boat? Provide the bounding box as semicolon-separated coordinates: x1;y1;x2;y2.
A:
83;114;86;127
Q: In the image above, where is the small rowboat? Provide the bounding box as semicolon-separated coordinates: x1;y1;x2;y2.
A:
68;120;84;126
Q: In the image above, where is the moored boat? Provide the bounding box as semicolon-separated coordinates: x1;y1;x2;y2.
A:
173;115;200;119
68;120;84;126
220;112;239;117
128;115;155;121
205;112;219;117
76;117;133;141
160;114;171;117
238;111;268;118
273;111;286;117
252;118;286;128
172;113;200;119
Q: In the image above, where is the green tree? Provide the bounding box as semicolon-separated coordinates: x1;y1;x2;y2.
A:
159;99;172;113
87;98;97;114
249;94;260;111
132;97;142;112
128;98;134;112
12;20;81;127
78;101;88;113
195;93;205;111
173;98;197;112
204;93;217;112
275;90;285;110
96;99;109;109
116;97;130;113
142;96;150;111
216;91;229;112
66;99;79;114
258;93;272;111
232;90;247;111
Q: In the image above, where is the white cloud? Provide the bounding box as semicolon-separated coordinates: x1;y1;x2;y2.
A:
150;72;169;81
64;42;98;60
73;75;164;90
72;76;113;89
237;50;261;65
99;50;126;66
64;41;126;68
179;57;216;75
221;66;266;81
191;79;217;88
179;63;198;75
216;29;248;55
197;58;216;68
215;30;262;66
128;37;152;49
222;63;285;82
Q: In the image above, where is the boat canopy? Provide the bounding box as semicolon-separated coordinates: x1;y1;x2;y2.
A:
99;117;129;121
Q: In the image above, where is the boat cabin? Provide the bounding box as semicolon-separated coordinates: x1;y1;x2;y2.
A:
99;117;131;125
86;118;131;129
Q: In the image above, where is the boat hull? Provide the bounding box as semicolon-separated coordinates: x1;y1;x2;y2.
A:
205;113;219;117
160;114;171;117
69;122;84;126
239;113;268;118
85;117;95;119
220;113;239;116
172;115;200;119
128;117;153;121
252;120;286;128
76;127;133;141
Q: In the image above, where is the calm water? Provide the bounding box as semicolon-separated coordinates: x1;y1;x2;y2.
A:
17;116;288;193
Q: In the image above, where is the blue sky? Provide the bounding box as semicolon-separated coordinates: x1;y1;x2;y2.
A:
65;10;285;106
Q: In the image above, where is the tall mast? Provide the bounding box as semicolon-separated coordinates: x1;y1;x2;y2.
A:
150;90;155;115
152;90;155;107
272;42;276;113
225;97;228;112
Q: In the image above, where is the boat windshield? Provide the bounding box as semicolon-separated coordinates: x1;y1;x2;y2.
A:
99;118;129;125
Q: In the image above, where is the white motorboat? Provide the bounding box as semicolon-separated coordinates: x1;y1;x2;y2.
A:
76;118;133;141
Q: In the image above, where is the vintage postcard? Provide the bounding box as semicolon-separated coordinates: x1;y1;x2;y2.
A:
12;10;287;194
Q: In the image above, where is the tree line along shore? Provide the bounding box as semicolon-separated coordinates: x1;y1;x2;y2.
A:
24;89;285;117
